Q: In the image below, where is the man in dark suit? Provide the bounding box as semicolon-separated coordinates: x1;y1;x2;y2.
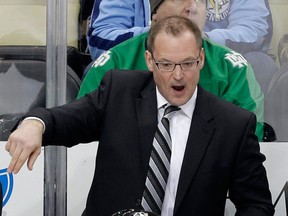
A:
5;16;273;216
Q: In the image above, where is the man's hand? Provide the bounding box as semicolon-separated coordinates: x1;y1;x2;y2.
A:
5;119;44;174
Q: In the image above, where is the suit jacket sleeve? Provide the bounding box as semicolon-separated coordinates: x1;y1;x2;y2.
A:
229;114;274;215
25;70;115;147
24;69;154;148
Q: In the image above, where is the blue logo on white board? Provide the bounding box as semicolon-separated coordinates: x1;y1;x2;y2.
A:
0;168;14;207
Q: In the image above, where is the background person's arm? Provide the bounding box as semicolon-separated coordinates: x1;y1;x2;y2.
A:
87;0;150;59
205;0;271;53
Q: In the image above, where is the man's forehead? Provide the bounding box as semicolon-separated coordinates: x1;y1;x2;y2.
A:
153;33;199;53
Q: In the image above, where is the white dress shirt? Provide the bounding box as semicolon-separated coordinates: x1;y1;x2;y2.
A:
155;87;197;216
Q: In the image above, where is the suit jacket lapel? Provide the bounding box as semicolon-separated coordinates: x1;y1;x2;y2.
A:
174;86;215;213
136;79;158;169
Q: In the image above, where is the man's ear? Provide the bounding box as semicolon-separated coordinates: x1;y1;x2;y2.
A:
151;13;157;24
199;48;205;69
145;50;153;71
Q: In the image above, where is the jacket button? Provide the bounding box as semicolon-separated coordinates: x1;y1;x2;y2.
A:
136;198;141;206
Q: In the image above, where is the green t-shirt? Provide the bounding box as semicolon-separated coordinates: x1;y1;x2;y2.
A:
78;32;264;140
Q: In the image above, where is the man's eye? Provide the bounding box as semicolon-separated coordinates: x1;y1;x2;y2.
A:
182;62;194;67
161;63;173;68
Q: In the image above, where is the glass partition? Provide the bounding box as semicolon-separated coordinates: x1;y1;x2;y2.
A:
264;0;288;141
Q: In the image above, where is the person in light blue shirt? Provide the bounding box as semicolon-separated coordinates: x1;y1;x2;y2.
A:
87;0;272;58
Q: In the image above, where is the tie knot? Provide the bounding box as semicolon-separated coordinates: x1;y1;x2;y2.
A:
163;105;180;117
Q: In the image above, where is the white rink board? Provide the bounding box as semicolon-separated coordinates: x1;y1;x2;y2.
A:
67;142;98;216
1;141;288;216
67;142;288;216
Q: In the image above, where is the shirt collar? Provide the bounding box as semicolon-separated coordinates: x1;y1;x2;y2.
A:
156;86;198;119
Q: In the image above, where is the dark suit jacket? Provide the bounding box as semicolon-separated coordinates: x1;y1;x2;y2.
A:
27;69;274;216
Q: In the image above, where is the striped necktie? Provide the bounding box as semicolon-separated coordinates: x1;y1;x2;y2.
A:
141;105;180;214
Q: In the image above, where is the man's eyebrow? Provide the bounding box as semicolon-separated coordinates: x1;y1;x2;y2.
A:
157;56;199;62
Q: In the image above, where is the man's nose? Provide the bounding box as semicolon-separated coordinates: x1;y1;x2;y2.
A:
173;65;184;80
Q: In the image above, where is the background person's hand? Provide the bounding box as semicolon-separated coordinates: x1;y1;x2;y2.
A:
5;119;43;174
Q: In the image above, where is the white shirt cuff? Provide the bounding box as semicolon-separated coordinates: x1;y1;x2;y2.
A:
22;117;46;133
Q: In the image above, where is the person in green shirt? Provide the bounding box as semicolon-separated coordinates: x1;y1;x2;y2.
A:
78;0;264;140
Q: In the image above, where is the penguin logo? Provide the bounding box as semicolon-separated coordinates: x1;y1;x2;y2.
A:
0;168;14;207
207;0;230;21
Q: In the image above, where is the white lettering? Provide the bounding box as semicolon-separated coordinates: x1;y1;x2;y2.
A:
92;51;111;68
225;51;248;69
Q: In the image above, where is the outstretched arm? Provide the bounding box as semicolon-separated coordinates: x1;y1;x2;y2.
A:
5;119;43;174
